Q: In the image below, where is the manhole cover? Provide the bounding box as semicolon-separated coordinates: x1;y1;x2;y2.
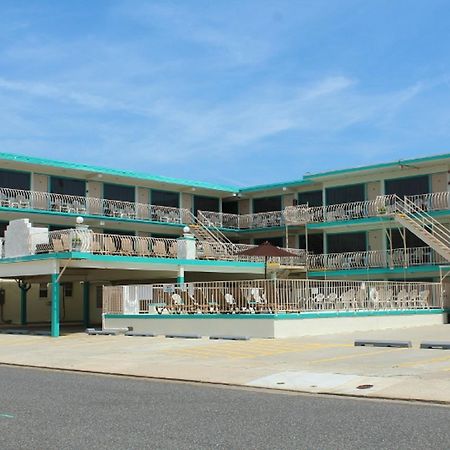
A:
356;384;374;390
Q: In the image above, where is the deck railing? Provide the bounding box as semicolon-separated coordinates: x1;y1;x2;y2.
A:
307;246;446;271
1;186;449;230
34;229;180;259
0;187;189;225
103;278;442;315
199;209;285;229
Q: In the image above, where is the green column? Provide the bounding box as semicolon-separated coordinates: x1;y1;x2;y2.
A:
20;288;27;326
83;281;90;328
51;273;60;338
17;281;31;326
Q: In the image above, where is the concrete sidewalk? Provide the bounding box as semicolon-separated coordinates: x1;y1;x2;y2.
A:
0;324;449;403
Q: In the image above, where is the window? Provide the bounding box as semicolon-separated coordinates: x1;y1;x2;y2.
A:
298;190;323;207
299;233;324;254
193;196;220;215
96;286;103;309
39;283;48;298
50;177;86;197
253;196;282;213
385;175;429;198
103;183;135;202
151;190;179;208
62;283;73;297
0;169;30;190
254;237;284;247
222;200;239;214
389;229;426;249
325;184;365;206
327;232;366;253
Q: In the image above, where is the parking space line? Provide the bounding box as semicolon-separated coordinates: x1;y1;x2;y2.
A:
308;348;409;364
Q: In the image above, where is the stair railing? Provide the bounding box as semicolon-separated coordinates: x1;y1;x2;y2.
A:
387;194;450;249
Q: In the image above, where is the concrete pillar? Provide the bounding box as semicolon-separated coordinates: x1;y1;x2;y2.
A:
51;273;60;338
177;266;185;284
83;281;90;328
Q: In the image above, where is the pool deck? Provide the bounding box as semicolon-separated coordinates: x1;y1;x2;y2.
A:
0;324;449;404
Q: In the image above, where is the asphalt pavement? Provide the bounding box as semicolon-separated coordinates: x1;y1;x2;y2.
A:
0;365;449;450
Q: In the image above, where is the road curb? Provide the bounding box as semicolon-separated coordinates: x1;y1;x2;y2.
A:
0;361;448;407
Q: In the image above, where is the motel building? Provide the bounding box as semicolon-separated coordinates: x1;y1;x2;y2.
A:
0;151;449;338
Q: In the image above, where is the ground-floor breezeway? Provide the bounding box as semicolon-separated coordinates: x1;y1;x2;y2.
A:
0;252;265;336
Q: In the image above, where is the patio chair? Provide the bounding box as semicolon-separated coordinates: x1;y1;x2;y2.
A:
61;234;70;251
395;289;409;309
104;236;116;255
418;290;430;308
340;289;356;310
312;293;326;310
136;239;151;257
52;237;65;253
168;242;178;258
121;237;134;256
153;240;167;257
325;292;338;310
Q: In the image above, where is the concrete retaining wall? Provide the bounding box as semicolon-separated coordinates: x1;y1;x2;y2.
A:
104;310;446;339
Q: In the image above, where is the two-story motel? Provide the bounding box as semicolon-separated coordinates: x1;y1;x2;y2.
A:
0;151;449;337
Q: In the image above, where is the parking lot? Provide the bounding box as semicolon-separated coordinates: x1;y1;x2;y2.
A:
0;324;449;403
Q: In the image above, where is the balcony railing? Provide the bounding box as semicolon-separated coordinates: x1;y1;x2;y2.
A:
103;278;442;315
199;210;285;229
307;246;446;271
1;186;450;231
30;228;304;265
0;187;190;225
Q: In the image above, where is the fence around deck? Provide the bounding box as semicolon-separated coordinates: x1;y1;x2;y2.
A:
307;246;446;271
103;278;442;315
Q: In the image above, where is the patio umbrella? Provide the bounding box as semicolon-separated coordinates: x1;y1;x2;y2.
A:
235;241;297;278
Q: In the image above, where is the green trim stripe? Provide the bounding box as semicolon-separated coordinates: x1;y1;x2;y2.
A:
105;308;446;320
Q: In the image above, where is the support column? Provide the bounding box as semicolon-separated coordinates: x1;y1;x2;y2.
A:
83;281;90;328
177;266;185;284
51;273;60;338
17;280;31;326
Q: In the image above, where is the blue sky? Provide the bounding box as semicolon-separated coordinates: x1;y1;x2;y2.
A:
1;1;450;187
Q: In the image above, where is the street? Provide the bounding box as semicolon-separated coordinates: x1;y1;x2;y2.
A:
0;365;448;449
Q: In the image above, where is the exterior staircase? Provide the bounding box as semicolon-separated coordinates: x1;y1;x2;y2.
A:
387;194;450;261
182;209;238;259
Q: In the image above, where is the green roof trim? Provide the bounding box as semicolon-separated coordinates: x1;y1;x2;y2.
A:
1;150;449;195
0;152;238;193
303;152;450;181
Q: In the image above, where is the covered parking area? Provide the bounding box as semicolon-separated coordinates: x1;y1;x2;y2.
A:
0;252;264;337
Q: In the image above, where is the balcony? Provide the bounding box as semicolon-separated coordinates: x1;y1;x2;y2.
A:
308;246;446;271
0;187;190;225
19;227;306;265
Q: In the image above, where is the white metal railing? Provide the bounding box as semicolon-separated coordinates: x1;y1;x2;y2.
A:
103;278;442;315
0;237;4;258
0;187;189;225
308;246;446;271
383;194;450;252
199;210;285;229
34;229;180;259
